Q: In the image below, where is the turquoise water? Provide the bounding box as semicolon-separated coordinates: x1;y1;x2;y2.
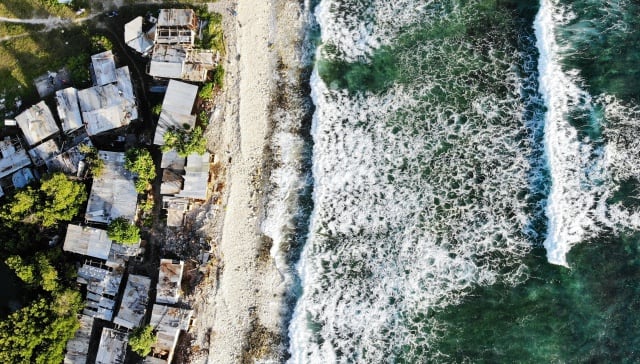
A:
287;0;640;362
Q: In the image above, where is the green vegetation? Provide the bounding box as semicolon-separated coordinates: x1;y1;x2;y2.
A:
212;65;224;89
107;217;140;244
198;82;214;100
162;126;207;157
128;325;156;357
0;173;87;228
151;103;162;116
199;11;224;54
0;0;76;18
140;198;154;213
5;252;59;292
90;34;113;53
78;144;103;177
125;148;157;193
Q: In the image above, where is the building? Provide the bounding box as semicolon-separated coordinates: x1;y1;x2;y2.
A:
0;136;31;180
148;45;216;82
91;51;117;86
95;328;127;364
176;152;210;200
146;304;193;363
63;314;94;364
28;139;60;166
156;259;184;305
85;151;137;224
77;67;138;136
153;80;198;145
77;263;124;321
63;224;113;260
15;101;59;146
113;274;151;329
124;16;154;54
55;87;83;133
155;9;198;46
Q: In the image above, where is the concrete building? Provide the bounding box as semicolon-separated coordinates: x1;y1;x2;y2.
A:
85;151;137;224
77;263;124;321
15;101;59;146
176;152;210;200
155;9;198;46
146;304;193;363
148;45;216;82
95;328;127;364
55;87;83;133
156;259;184;305
113;274;151;329
46;137;92;176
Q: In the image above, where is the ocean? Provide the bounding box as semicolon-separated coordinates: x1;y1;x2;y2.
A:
280;0;640;362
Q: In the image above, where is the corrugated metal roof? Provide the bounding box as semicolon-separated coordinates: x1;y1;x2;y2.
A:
153;111;196;145
85;151;137;224
15;101;60;146
176;152;210;200
0;137;31;179
63;314;94;364
149;61;183;79
156;259;184;305
160;149;185;170
28;139;60;166
63;224;113;260
91;51;117;86
157;9;196;28
56;88;83;132
162;80;198;114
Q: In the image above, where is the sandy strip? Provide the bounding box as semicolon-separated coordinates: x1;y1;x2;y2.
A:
191;0;287;363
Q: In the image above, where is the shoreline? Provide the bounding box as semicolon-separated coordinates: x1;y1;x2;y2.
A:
187;0;312;362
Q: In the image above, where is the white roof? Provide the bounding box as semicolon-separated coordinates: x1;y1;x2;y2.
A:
149;61;183;79
162;80;198;114
15;101;60;146
91;51;117;86
85;151;137;224
95;328;127;364
156;259;184;305
113;274;151;329
176;152;210;200
160;149;185;170
56;88;83;132
125;17;155;54
0;137;31;179
157;8;196;28
115;66;138;120
63;224;113;260
63;314;94;364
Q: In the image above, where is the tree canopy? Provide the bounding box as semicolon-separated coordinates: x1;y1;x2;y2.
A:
107;217;140;244
125;148;157;193
128;325;156;357
162;126;207;157
0;173;87;228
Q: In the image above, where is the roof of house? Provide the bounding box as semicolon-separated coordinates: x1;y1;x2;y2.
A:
156;259;184;305
157;8;197;29
91;51;117;86
153;80;198;145
113;274;151;329
0;136;31;179
115;66;138;121
63;314;94;364
160;149;185;171
160;169;183;195
162;196;189;227
124;16;154;54
15;101;60;146
85;151;137;224
176;152;210;200
77;262;124;321
77;78;137;136
11;167;35;189
63;224;113;260
56;87;83;133
95;328;127;364
149;304;193;363
28;139;60;166
148;45;215;82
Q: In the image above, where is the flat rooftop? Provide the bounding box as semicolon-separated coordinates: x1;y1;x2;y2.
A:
95;328;127;364
91;51;117;86
0;136;31;179
63;224;113;260
156;259;184;305
85;151;137;224
56;87;83;133
113;274;151;329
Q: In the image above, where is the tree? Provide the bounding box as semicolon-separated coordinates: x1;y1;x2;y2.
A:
38;173;87;227
162;126;207;157
66;53;90;86
107;217;140;244
90;35;113;53
151;103;162;116
78;144;104;177
128;325;156;357
5;255;36;285
5;253;60;292
125;148;156;193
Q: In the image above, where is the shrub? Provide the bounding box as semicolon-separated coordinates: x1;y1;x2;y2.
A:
212;65;224;89
198;82;214;100
125;148;156;193
90;35;113;53
107;217;140;244
78;144;103;177
129;325;156;357
162;126;207;157
151;103;162;116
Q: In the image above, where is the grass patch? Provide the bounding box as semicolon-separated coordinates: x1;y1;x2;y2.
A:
0;0;76;18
